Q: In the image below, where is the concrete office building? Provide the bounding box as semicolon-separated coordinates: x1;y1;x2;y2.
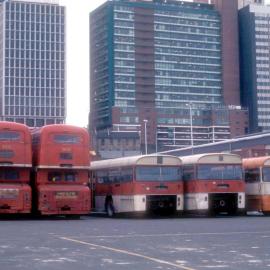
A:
239;4;270;132
0;0;66;127
90;0;248;159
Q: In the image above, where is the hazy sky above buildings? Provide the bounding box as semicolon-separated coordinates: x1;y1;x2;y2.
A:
59;0;106;127
60;0;270;128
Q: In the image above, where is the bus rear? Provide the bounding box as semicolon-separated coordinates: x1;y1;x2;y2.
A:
182;153;245;215
92;155;183;216
0;122;32;214
32;125;91;216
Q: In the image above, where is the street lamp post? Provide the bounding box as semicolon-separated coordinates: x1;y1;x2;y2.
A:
185;103;194;154
143;119;148;155
187;103;193;149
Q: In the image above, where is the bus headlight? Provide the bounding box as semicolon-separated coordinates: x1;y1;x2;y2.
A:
24;193;30;202
177;197;181;206
238;194;242;203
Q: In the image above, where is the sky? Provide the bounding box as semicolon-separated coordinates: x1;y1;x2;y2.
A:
60;0;270;128
59;0;106;128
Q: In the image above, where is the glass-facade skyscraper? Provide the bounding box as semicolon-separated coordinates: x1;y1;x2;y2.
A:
0;0;66;127
90;0;248;158
239;4;270;132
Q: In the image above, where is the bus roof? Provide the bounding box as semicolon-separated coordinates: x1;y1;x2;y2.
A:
181;153;242;165
0;121;30;133
243;156;270;169
90;155;182;170
31;124;89;136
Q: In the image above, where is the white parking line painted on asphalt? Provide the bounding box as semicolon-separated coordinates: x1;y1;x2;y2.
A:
59;236;197;270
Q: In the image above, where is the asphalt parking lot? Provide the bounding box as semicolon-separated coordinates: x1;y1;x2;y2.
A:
0;214;270;270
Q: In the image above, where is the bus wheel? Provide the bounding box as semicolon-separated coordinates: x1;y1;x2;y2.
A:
106;202;115;217
263;211;270;216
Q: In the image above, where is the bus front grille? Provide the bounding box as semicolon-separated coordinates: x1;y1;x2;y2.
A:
209;193;238;214
146;195;176;213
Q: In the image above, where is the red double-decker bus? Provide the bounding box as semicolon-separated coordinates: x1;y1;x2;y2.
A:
31;124;91;216
0;122;32;214
182;153;245;215
90;155;183;217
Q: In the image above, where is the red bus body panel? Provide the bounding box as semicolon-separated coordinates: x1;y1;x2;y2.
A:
37;185;90;215
0;183;31;213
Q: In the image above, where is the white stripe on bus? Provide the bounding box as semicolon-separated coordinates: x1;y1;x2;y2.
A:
95;194;184;213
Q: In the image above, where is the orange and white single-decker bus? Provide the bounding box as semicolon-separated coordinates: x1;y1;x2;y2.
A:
182;153;245;215
90;155;183;216
243;156;270;214
0;122;32;214
31;124;91;216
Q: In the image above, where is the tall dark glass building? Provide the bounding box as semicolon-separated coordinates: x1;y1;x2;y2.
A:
90;0;248;159
0;0;66;127
239;3;270;132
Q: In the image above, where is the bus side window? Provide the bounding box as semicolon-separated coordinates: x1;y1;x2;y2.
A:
0;170;19;180
183;165;194;181
121;168;133;183
109;169;119;183
65;172;77;182
245;169;260;183
104;176;110;183
48;172;61;182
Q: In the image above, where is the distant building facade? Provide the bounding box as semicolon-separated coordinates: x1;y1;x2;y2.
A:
90;0;248;159
239;4;270;132
238;0;265;9
0;0;66;127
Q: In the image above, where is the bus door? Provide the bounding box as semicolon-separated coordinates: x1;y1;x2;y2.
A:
120;167;133;195
245;167;262;211
89;171;95;210
261;166;270;212
108;168;122;212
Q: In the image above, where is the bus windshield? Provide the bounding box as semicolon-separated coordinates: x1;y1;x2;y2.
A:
197;164;242;180
263;167;270;182
135;166;181;182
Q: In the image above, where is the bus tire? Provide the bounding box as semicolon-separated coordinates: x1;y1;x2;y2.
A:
106;202;115;217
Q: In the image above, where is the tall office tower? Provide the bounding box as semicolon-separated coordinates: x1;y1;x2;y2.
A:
0;0;66;127
90;0;248;159
239;4;270;132
211;0;241;106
